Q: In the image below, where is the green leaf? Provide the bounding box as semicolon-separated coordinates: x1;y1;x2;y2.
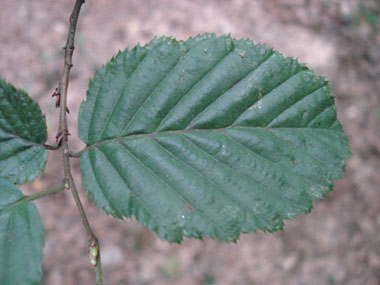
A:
78;34;351;242
0;177;44;284
0;79;48;185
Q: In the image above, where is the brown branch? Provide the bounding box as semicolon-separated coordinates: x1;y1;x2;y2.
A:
57;0;103;284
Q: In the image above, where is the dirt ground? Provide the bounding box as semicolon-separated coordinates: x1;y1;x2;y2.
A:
0;0;379;284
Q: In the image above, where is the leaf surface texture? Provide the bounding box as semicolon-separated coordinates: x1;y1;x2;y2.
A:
79;34;351;242
0;79;48;184
0;177;44;284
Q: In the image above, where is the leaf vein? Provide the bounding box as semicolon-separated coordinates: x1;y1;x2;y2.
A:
121;45;190;134
88;149;123;217
231;69;306;126
0;93;34;140
151;137;263;231
185;50;275;129
180;134;285;226
96;146;159;225
119;140;221;234
153;43;236;132
223;131;328;192
266;83;328;127
266;130;341;171
186;133;303;211
306;104;335;127
97;51;148;141
0;145;33;161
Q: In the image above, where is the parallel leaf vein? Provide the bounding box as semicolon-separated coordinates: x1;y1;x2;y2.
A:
180;134;286;225
0;145;33;161
223;132;328;192
231;69;306;126
306;104;335;127
265;83;328;127
87;63;116;142
98;51;149;141
303;130;344;154
151;137;264;230
185;50;275;129
121;45;190;134
119;141;221;234
96;146;161;227
0;130;42;148
1;93;33;140
185;133;303;211
154;43;236;132
88;150;122;217
266;130;341;171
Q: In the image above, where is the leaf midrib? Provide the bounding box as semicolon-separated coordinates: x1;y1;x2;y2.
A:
0;197;25;218
0;129;44;148
83;125;345;151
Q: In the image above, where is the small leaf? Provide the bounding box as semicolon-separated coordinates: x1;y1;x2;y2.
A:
0;79;48;184
0;177;44;284
78;34;351;242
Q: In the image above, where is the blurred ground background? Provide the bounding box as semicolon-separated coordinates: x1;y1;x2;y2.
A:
0;0;379;284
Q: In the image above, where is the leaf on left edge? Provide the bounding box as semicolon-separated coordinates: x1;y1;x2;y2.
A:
0;78;48;184
0;177;45;285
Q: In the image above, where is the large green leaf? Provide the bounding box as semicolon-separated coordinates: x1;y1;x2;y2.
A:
78;34;351;242
0;79;48;185
0;177;44;284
